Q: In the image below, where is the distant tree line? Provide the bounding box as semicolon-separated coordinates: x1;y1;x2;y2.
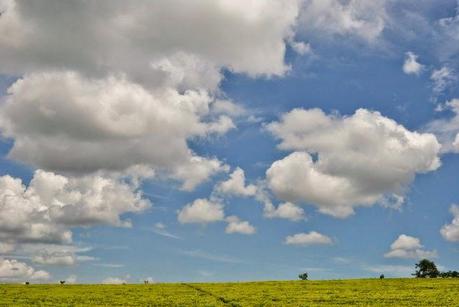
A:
413;259;459;278
298;259;458;281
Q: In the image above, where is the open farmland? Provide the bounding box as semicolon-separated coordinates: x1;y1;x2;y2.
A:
0;278;458;306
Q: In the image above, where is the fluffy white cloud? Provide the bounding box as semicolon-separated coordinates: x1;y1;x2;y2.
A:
384;234;437;259
0;169;149;245
177;198;225;225
0;72;229;186
0;0;301;194
263;202;305;222
403;52;424;75
215;167;257;197
266;108;441;218
0;0;299;79
0;258;50;281
298;0;387;42
284;231;333;246
440;205;459;242
225;216;256;235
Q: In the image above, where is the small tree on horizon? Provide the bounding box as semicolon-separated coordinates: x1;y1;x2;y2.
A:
298;272;308;280
413;259;439;278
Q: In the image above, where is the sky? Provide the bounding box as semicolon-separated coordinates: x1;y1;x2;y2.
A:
0;0;459;284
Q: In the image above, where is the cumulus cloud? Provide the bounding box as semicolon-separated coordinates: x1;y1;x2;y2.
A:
225;216;256;235
298;0;387;42
263;202;306;222
0;169;150;245
0;72;229;186
0;258;50;282
266;108;441;218
0;0;302;197
440;205;459;242
403;52;424;75
177;196;256;234
177;198;225;225
284;231;333;246
215;167;257;197
0;0;299;79
384;234;437;259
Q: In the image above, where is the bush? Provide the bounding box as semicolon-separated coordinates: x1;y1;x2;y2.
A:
298;273;308;280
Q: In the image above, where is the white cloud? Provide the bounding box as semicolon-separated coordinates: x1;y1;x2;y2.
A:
32;251;75;266
298;0;387;42
427;98;459;153
0;72;229;187
284;231;333;246
0;169;150;245
263;202;306;222
431;67;457;94
289;40;311;55
177;198;225;224
403;52;424;75
211;100;246;117
225;216;256;235
266;108;441;218
440;205;459;242
215;167;257;197
0;0;301;195
384;234;437;259
0;0;300;79
102;277;127;284
0;258;50;281
152;223;181;240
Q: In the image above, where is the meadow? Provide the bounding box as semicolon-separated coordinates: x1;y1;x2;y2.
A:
0;278;458;306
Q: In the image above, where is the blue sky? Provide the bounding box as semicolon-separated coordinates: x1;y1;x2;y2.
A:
0;0;459;284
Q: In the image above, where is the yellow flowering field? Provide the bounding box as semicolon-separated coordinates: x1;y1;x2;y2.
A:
0;278;458;306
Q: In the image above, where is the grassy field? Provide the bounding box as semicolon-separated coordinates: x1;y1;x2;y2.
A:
0;278;458;306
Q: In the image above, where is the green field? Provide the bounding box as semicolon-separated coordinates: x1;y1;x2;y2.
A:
1;278;458;306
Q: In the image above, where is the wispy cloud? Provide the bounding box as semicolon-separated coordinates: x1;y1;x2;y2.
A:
152;223;182;240
93;263;125;268
179;249;242;264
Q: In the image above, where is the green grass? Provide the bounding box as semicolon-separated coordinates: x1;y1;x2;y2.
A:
0;278;458;306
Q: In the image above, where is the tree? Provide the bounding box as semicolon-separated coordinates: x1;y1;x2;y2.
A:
439;270;459;278
298;272;308;280
413;259;439;278
379;274;384;279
